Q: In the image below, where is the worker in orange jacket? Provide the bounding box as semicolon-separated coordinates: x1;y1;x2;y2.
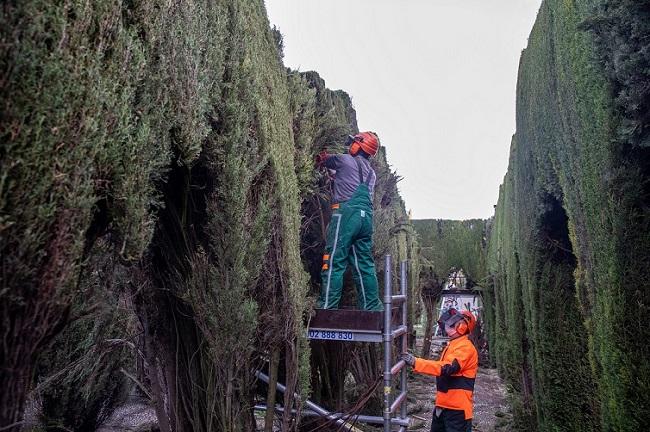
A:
401;309;478;432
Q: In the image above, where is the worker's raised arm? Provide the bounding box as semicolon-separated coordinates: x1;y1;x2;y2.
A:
400;352;449;376
412;357;455;377
404;338;477;377
322;153;343;170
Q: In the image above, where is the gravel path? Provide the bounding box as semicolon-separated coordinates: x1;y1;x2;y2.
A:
96;396;157;432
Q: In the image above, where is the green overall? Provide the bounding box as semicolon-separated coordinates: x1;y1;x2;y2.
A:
318;159;382;310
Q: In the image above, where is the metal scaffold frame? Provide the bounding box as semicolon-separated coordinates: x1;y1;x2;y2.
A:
255;255;410;431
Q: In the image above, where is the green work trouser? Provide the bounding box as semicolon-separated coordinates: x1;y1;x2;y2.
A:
318;188;382;310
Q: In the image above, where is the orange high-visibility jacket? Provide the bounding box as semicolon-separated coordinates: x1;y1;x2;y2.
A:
413;335;478;419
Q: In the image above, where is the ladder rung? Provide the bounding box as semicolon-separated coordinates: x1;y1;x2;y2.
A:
390;390;408;414
391;325;407;338
391;294;406;303
390;360;405;375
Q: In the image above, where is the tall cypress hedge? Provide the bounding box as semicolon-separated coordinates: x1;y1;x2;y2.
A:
1;1;419;430
486;0;650;430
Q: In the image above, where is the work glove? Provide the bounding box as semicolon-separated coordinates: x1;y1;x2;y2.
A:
315;151;329;167
400;352;416;367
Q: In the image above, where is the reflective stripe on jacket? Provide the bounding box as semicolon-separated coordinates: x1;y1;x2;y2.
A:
413;335;478;420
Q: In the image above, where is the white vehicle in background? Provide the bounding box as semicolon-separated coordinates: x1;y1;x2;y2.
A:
435;271;483;338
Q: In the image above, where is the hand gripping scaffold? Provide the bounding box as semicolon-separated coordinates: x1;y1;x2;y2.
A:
255;256;410;431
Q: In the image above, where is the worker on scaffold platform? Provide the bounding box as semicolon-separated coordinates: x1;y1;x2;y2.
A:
401;309;478;432
315;131;382;311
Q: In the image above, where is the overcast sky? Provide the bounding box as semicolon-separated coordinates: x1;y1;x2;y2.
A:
265;0;543;220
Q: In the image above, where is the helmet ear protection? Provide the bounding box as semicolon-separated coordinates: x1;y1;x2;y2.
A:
456;319;469;336
349;141;361;156
347;134;363;156
346;132;379;157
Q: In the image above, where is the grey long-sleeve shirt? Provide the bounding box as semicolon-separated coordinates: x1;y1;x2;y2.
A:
324;154;376;203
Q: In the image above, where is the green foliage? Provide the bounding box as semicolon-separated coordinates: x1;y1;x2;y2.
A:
34;239;133;431
137;1;313;429
412;219;488;283
486;0;650;430
183;254;260;432
2;0;418;430
371;149;421;348
581;0;650;147
1;0;169;423
37;306;130;432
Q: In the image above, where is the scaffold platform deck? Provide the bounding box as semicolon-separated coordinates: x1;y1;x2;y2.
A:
256;256;410;431
306;308;405;343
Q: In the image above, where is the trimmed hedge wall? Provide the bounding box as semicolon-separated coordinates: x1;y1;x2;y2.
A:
1;1;418;430
486;0;650;430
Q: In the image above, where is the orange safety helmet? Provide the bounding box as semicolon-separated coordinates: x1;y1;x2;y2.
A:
347;131;380;157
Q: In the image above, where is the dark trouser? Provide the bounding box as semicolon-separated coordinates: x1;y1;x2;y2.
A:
430;408;472;432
